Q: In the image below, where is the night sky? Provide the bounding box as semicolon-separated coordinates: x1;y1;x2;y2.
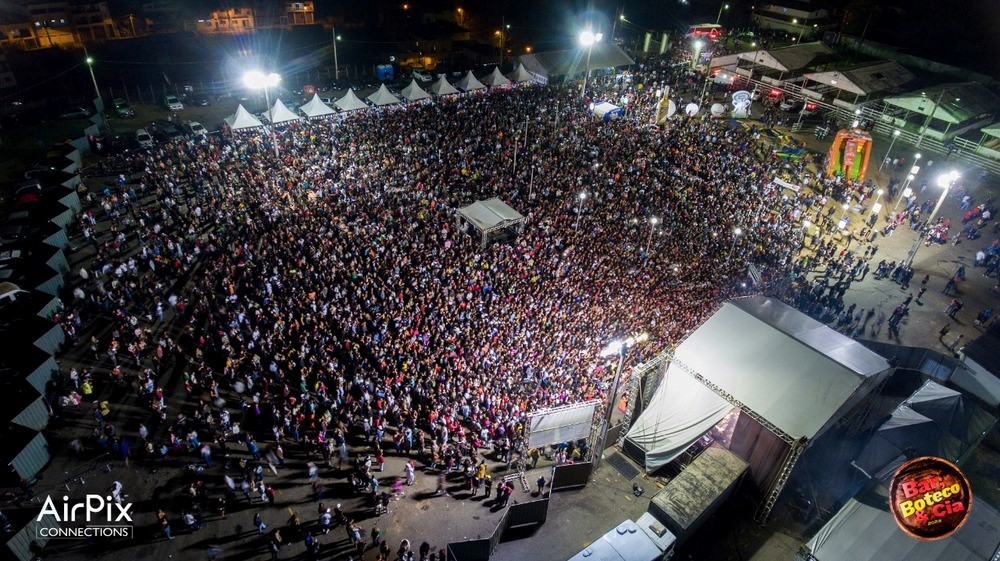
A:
99;0;1000;80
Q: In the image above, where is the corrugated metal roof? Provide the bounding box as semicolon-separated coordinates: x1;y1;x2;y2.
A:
737;42;836;73
804;61;914;96
883;82;1000;124
517;43;634;78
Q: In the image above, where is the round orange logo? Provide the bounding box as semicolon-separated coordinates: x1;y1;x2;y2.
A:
888;456;972;540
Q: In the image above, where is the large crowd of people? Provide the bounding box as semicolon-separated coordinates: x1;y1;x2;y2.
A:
50;52;952;559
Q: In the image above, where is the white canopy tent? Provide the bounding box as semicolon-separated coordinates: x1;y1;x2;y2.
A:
803;494;1000;561
428;75;459;96
335;88;369;112
400;79;431;101
456;197;526;247
855;380;996;483
508;63;535;83
224;104;264;130
482;67;512;87
367;84;401;106
456;70;486;91
263;99;301;124
299;94;337;118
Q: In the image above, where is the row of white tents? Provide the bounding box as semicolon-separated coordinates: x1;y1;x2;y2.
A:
226;66;535;130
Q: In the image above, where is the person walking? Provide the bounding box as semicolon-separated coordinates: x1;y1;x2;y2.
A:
946;333;965;353
939;323;951;339
254;511;267;534
974;307;993;327
947;300;964;319
158;510;173;540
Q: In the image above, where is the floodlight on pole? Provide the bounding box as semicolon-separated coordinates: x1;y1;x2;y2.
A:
725;226;743;266
574;191;588;234
243;70;282;159
904;171;960;267
716;2;729;24
579;30;602;99
645;216;658;257
595;331;649;468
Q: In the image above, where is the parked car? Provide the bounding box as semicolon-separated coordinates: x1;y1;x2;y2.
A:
0;282;29;311
411;68;432;82
59;105;92;119
0;249;23;266
151;120;183;142
135;128;154;148
163;95;184;111
0;222;39;244
181;121;208;138
188;94;212;107
800;102;821;117
779;97;804;112
113;98;134;118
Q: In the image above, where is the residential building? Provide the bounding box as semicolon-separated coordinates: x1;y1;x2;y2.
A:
27;1;116;44
285;1;314;25
186;7;255;34
751;0;837;40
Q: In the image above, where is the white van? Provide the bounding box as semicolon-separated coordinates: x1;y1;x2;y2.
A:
136;128;153;148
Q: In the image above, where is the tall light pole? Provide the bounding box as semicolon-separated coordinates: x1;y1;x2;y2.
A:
869;188;884;223
499;20;510;67
645;216;658;256
879;129;901;171
596;333;649;467
244;70;281;159
891;187;913;217
902;153;922;191
574;191;587;234
332;28;341;81
904;171;960;267
579;30;603;99
716;2;729;24
691;39;704;69
612;12;625;42
84;48;107;129
725;226;743;266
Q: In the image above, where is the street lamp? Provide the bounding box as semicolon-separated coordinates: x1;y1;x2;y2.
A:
902;153;922;191
838;201;851;222
243;70;281;159
870;188;884;223
716;2;730;24
579;30;603;99
903;171;959;267
574;191;588;233
879;129;901;171
596;332;650;466
891;186;913;217
645;217;658;256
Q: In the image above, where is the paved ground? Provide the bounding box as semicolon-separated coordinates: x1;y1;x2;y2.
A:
9;115;1000;561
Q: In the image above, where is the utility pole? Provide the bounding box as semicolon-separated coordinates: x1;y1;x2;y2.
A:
915;88;947;148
